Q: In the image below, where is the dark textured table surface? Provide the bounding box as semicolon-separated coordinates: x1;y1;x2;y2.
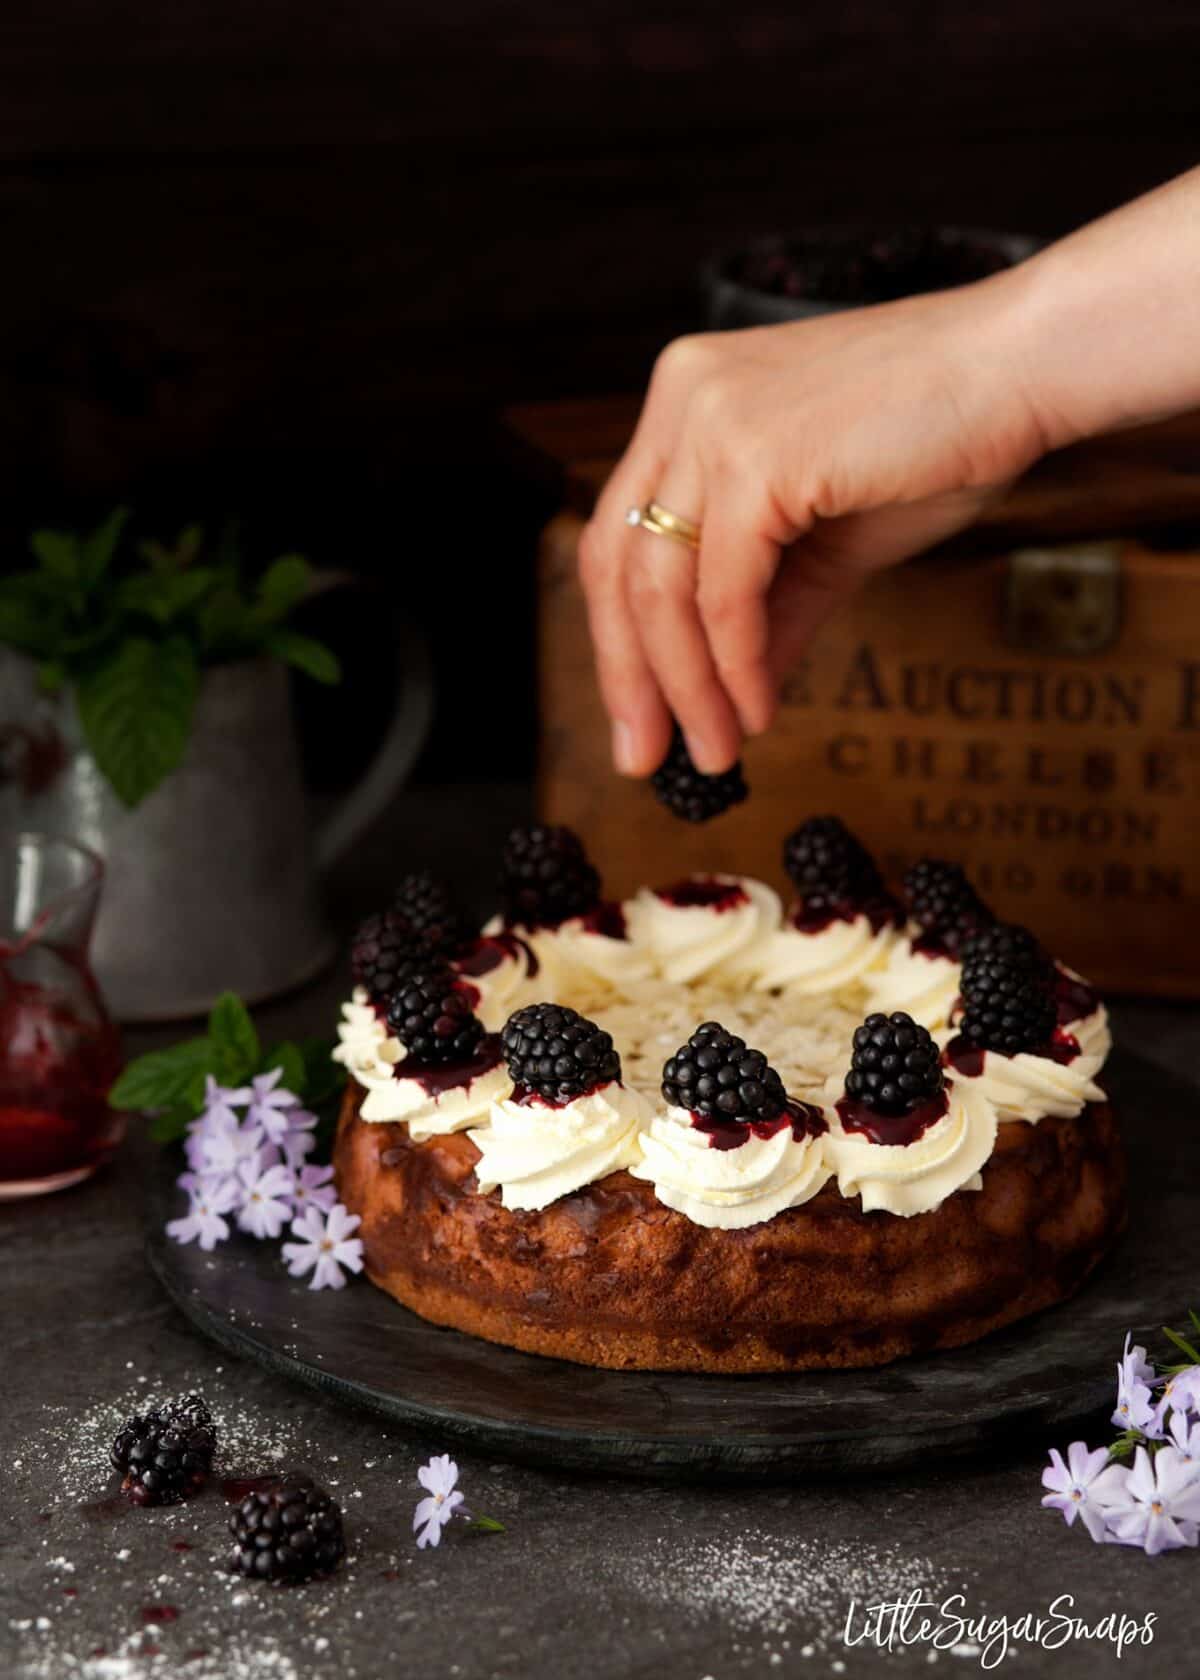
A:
3;783;1199;1680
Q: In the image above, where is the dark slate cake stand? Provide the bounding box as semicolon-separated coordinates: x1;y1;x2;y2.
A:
145;1048;1197;1480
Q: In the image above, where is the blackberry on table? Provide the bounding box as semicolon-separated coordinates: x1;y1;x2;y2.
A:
499;825;601;928
651;728;748;824
959;956;1057;1056
350;908;420;1003
902;858;992;955
501;1002;620;1103
110;1394;216;1507
228;1476;345;1584
385;963;485;1065
661;1021;787;1126
845;1012;943;1115
392;870;471;959
782;815;886;906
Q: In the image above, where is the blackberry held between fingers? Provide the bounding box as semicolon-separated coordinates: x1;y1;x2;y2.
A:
499;825;601;928
845;1012;943;1115
228;1476;345;1584
501;1002;620;1103
651;728;748;824
782;816;885;905
902;858;992;955
661;1021;787;1126
111;1394;216;1507
958;957;1058;1056
392;870;471;960
385;963;485;1065
351;908;420;1003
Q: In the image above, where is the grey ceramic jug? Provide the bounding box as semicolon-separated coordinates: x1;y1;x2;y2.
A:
0;618;431;1021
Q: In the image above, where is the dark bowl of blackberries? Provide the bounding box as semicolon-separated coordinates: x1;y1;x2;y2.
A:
702;225;1041;331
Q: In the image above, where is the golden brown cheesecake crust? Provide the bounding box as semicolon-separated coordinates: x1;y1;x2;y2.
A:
333;1081;1127;1373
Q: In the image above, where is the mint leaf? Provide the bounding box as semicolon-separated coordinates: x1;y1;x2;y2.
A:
301;1035;343;1107
1163;1325;1200;1366
110;1035;215;1112
262;1039;306;1097
149;1103;196;1143
80;507;129;586
256;556;312;623
209;991;259;1083
0;579;60;656
76;634;199;807
265;628;340;685
118;570;216;625
30;528;81;584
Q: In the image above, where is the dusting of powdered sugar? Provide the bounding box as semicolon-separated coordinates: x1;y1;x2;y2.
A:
611;1528;977;1668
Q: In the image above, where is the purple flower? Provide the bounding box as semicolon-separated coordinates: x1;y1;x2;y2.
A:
1099;1444;1200;1555
290;1162;338;1215
1167;1409;1200;1465
1041;1442;1125;1542
1113;1333;1159;1435
166;1175;239;1251
247;1069;303;1145
413;1455;465;1548
235;1156;296;1240
278;1108;318;1167
1152;1365;1200;1434
201;1076;252;1129
197;1116;265;1185
281;1202;364;1291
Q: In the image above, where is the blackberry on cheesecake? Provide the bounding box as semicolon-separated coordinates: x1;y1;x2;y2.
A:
844;1011;944;1116
651;727;748;823
500;1002;620;1103
351;908;421;1004
957;955;1058;1057
392;870;471;960
902;858;992;955
782;816;899;926
499;825;601;929
385;962;487;1066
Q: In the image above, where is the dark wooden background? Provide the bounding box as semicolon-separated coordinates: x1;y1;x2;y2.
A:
2;2;1198;771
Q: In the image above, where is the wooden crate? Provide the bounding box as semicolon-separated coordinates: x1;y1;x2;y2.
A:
509;400;1200;996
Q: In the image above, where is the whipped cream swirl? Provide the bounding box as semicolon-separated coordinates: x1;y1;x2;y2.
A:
623;874;781;985
469;1080;648;1211
631;1106;830;1230
946;1040;1106;1123
864;930;960;1032
824;1078;996;1216
333;987;403;1082
459;930;542;1031
754;910;898;998
537;908;655;992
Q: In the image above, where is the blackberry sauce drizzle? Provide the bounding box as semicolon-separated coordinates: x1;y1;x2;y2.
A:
790;896;902;935
655;877;748;912
836;1089;949;1147
691;1098;827;1152
944;1029;1081;1076
399;1034;503;1097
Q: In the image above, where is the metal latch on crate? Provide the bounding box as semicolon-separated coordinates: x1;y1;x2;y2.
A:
1002;542;1123;656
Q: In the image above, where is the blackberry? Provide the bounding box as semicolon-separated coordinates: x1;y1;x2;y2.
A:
350;908;419;1003
959;957;1057;1056
782;815;885;906
902;858;992;955
499;825;601;928
651;727;748;823
228;1476;345;1584
385;963;485;1065
960;921;1054;983
110;1394;216;1507
501;1002;620;1102
392;870;471;960
845;1012;943;1115
661;1021;787;1125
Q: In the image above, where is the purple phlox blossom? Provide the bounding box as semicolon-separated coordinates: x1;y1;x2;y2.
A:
1099;1444;1200;1555
290;1162;338;1215
413;1455;465;1548
247;1068;304;1145
278;1108;319;1168
1041;1442;1123;1543
166;1173;239;1251
281;1202;364;1291
201;1075;253;1130
235;1155;296;1240
196;1115;265;1184
1166;1409;1200;1465
1112;1333;1160;1435
1152;1365;1200;1435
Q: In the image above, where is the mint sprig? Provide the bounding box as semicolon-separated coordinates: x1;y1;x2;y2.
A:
110;990;338;1142
0;512;341;808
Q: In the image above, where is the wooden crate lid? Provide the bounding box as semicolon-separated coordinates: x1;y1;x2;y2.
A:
504;397;1200;551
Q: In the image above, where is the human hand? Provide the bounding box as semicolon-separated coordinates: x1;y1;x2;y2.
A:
578;272;1049;778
